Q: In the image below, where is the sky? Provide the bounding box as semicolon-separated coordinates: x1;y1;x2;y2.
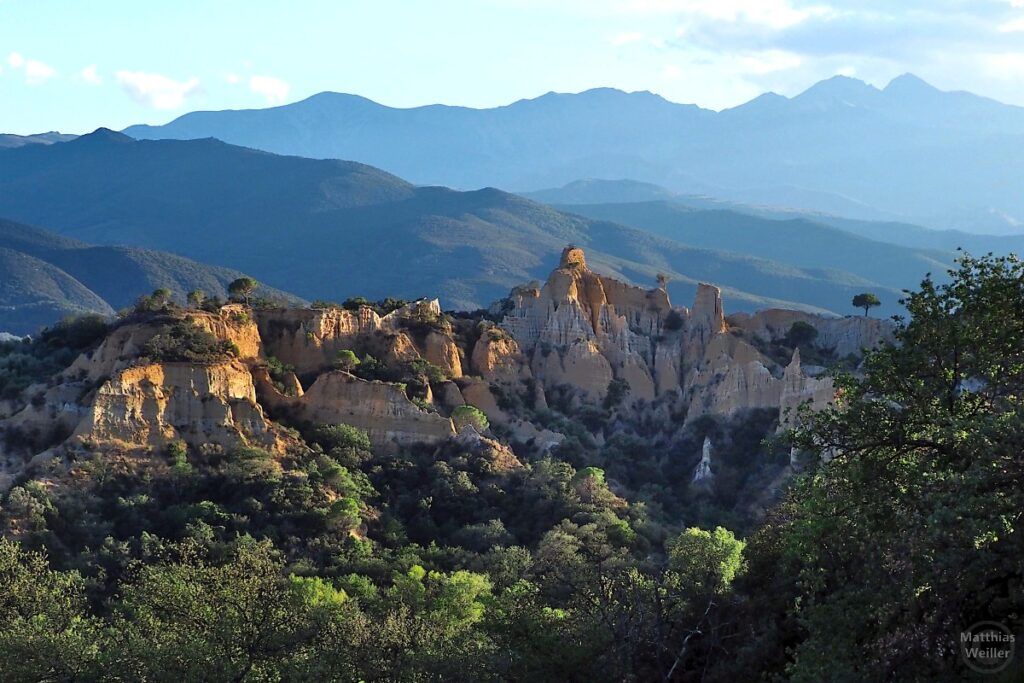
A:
2;0;1024;134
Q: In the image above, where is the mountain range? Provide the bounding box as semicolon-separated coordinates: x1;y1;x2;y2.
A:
524;179;1024;258
0;132;77;149
0;217;296;335
123;74;1024;234
0;130;941;325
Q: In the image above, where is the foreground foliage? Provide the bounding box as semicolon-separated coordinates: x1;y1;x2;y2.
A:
1;254;1020;680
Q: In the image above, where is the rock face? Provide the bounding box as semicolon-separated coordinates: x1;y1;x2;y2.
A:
779;348;836;426
496;246;867;422
501;246;673;403
728;309;894;357
693;437;714;483
76;361;289;451
471;329;524;381
255;370;455;454
255;299;460;376
0;245;886;492
1;303;468;479
255;306;384;375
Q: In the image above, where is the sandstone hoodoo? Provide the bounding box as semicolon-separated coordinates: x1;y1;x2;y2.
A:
494;245;866;424
0;245;886;495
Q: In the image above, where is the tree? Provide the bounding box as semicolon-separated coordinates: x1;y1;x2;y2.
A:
0;539;103;680
668;526;744;595
731;253;1024;681
785;320;819;348
109;538;320;681
851;292;880;317
452;404;489;432
228;277;258;305
604;377;630;409
151;288;173;307
187;289;206;308
334;349;360;372
656;273;671;289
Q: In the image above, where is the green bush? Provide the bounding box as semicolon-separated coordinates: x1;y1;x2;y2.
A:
143;321;238;363
452;405;489;432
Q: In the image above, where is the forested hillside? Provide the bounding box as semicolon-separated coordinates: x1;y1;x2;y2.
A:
0;131;919;316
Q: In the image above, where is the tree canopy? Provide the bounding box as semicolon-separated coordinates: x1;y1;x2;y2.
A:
851;291;881;316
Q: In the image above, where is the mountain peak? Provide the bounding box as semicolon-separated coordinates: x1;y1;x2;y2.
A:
76;128;135;145
884;73;939;95
796;75;879;103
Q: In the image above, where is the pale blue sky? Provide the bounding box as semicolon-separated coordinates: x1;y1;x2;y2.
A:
2;0;1024;134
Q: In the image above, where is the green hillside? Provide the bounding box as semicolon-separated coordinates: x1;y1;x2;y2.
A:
0;246;113;334
554;200;954;291
0;132;914;316
0;218;299;334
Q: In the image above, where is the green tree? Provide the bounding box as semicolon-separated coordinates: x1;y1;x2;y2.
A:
109;538;318;681
668;526;744;595
851;291;880;317
0;539;103;681
334;349;360;372
604;377;630;409
452;404;489;432
228;277;258;305
731;254;1024;681
152;287;173;307
186;289;206;308
785;320;819;348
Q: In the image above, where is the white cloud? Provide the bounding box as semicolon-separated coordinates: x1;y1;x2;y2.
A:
249;75;290;104
24;60;56;84
999;15;1024;32
662;64;683;78
6;52;57;84
660;0;831;29
81;64;102;85
984;52;1024;77
224;72;241;84
738;49;803;74
612;31;646;45
116;71;201;109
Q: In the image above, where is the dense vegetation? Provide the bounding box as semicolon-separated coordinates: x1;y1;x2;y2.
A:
0;254;1020;680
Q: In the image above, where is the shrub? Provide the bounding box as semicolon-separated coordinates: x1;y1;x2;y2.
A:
452;405;489;432
341;297;371;311
664;309;685;331
40;313;111;349
785;321;819;348
604;378;630;409
334;350;360;371
143;321;237;363
312;424;372;454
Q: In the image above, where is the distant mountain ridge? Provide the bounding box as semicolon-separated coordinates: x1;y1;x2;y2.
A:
0;217;298;334
0;132;77;149
0;130;922;317
123;74;1024;233
525;179;1024;256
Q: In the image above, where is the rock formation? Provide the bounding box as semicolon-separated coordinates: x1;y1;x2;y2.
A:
76;360;289;451
0;244;888;493
693;437;714;483
254;369;455;454
494;246;865;424
728;309;894;357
